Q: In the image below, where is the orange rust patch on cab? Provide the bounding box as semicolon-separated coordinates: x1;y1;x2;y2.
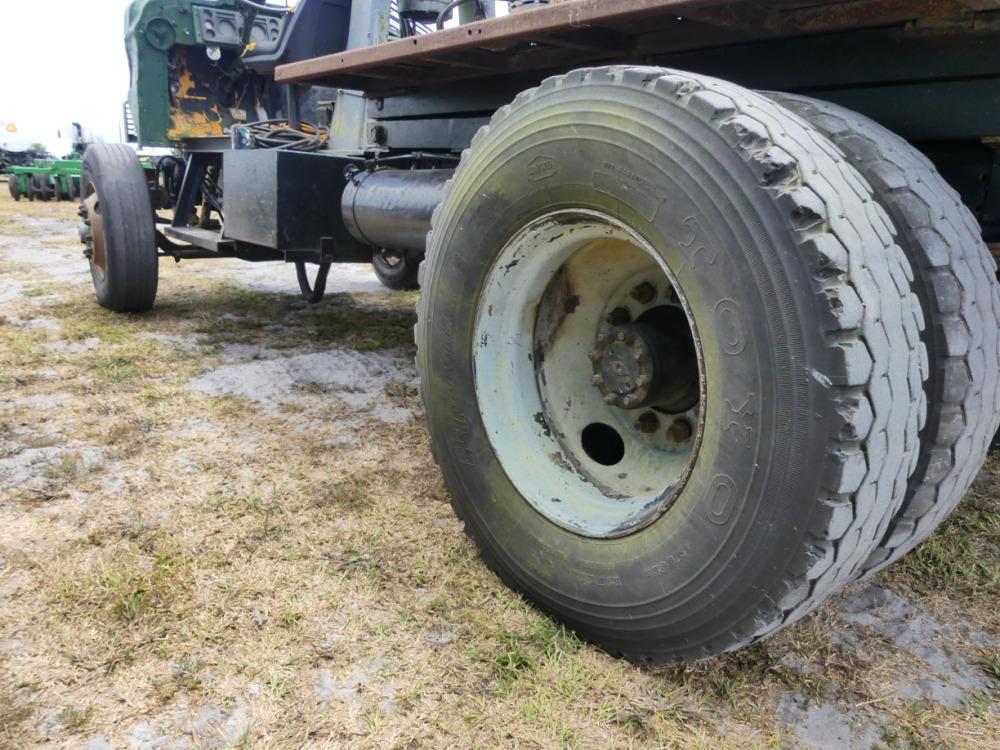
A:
168;48;225;139
168;104;226;139
175;67;207;102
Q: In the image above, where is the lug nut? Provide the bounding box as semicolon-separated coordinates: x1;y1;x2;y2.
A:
635;412;660;434
616;330;626;342
629;281;657;304
606;307;631;325
667;418;693;443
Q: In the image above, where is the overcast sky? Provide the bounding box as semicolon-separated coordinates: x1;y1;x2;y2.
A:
1;0;135;155
0;1;508;156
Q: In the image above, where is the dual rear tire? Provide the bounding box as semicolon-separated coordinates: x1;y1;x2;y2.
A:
416;67;1000;662
766;92;1000;579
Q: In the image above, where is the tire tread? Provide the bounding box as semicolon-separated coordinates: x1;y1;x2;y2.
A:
766;92;1000;578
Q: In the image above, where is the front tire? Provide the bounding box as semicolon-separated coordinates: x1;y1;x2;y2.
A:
7;175;20;201
79;144;158;313
416;67;926;662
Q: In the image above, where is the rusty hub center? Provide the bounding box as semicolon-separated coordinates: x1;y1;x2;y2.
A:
79;189;106;281
590;324;664;409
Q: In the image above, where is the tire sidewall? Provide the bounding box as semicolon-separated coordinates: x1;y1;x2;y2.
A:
81;159;113;306
81;146;158;312
421;81;836;650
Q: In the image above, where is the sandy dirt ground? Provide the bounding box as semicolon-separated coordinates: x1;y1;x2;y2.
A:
0;188;997;749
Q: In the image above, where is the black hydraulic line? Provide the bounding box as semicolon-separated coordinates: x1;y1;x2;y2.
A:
295;261;331;303
235;0;293;14
436;0;482;29
240;119;328;151
371;151;461;165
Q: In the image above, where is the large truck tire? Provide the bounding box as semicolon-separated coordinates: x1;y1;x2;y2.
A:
415;66;926;662
767;92;1000;577
79;144;158;313
7;175;20;201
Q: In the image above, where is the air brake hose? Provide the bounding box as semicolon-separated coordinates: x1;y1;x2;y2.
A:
435;0;483;29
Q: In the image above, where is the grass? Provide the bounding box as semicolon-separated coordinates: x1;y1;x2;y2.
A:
51;706;92;732
58;541;187;627
0;193;996;749
982;653;1000;681
41;451;81;481
0;680;33;750
888;455;1000;611
306;292;418;351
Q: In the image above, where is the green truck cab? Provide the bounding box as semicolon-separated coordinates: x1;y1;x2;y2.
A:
125;0;349;147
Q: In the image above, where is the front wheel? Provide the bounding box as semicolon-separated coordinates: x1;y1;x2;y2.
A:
79;144;158;312
416;67;926;662
7;175;20;202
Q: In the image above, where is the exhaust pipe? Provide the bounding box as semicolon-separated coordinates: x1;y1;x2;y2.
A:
341;168;453;253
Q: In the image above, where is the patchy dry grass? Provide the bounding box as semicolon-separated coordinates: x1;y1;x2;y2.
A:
888;457;1000;611
0;192;997;749
0;677;33;747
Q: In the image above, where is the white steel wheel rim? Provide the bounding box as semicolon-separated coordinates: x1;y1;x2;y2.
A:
473;210;705;538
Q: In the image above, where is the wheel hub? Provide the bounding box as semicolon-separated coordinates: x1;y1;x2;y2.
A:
591;324;660;409
590;308;700;414
79;190;106;281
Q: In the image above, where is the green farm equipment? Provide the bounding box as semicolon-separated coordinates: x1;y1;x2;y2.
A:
4;123;92;202
84;0;1000;663
6;159;82;203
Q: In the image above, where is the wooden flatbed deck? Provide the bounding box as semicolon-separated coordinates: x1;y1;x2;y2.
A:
275;0;999;92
